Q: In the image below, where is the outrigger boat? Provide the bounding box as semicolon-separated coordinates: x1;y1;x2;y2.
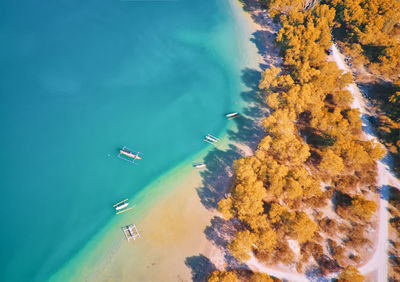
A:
225;112;239;119
122;224;140;241
207;134;219;141
203;133;219;145
113;199;134;215
118;146;143;164
206;135;218;142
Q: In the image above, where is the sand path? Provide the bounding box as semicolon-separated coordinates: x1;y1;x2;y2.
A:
330;44;400;281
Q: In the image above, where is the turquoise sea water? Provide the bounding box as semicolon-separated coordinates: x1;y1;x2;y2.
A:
0;0;245;281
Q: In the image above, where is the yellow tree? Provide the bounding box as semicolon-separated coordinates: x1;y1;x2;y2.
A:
218;197;234;220
290;211;318;243
337;265;364;282
350;195;377;221
228;230;257;262
319;149;345;175
250;272;274;282
257;225;278;251
259;66;282;91
208;270;238;282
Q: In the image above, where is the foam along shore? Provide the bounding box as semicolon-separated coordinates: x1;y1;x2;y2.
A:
49;1;264;281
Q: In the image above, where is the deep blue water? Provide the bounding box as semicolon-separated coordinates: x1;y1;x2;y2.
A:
0;0;242;281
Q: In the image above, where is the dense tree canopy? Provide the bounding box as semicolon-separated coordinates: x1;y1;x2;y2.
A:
325;0;400;80
217;0;383;274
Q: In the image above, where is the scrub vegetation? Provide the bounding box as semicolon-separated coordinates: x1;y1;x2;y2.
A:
214;0;389;279
321;0;400;176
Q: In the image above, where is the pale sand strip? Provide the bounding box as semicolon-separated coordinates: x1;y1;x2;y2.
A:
89;169;216;281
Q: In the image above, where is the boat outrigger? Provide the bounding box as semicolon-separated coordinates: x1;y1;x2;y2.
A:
225;112;239;119
207;134;219;141
122;224;140;241
113;199;134;214
118;146;143;164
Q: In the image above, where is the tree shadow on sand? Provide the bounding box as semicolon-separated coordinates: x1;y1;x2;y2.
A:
185;254;217;282
204;216;240;248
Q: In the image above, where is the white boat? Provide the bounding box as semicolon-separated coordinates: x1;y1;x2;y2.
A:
193;163;206;169
115;202;129;211
120;148;142;160
205;135;218;142
226;112;239;118
114;199;129;211
207;134;219;141
118;146;143;164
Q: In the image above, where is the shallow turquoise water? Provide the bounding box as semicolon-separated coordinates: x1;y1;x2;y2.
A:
0;0;244;281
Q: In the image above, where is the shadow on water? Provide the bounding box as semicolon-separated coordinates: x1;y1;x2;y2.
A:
197;67;268;210
251;30;281;66
187;67;268;276
196;145;243;210
185;254;217;282
185;2;283;276
226;68;267;149
188;66;268;276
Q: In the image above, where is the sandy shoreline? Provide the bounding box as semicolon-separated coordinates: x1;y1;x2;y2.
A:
50;1;265;281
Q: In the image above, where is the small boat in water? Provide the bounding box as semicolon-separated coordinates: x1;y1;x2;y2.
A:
225;112;239;119
206;135;218;142
113;199;133;214
118;146;143;164
193;163;206;169
207;133;219;140
120;148;141;159
116;202;129;210
203;133;219;145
